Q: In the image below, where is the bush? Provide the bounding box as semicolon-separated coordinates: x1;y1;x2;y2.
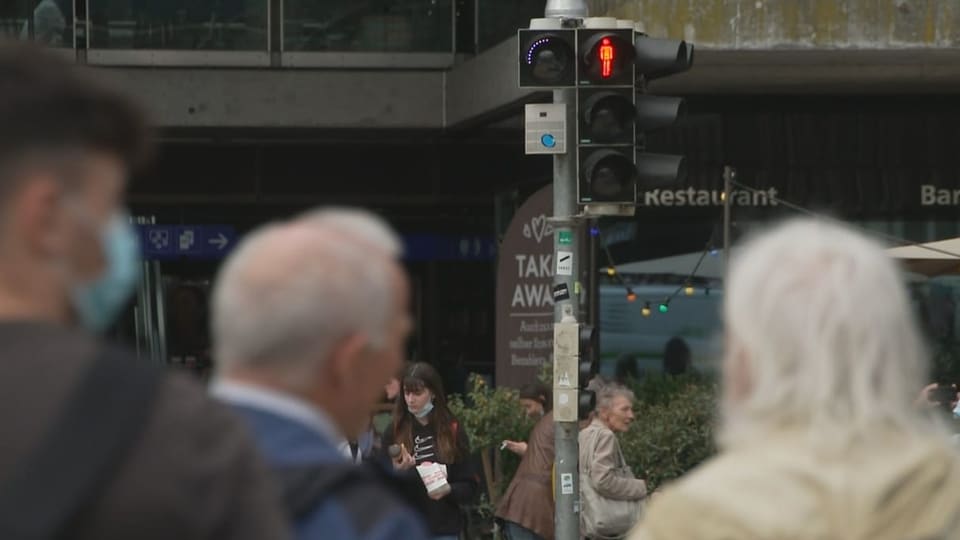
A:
620;375;718;491
449;374;535;500
449;371;718;524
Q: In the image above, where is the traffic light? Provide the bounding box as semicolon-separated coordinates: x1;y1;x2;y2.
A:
634;35;694;189
518;29;576;88
518;20;695;207
578;325;598;420
577;29;634;86
576;28;636;205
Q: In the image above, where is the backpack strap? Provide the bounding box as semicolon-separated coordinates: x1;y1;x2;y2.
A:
272;463;362;520
0;346;161;540
273;461;427;529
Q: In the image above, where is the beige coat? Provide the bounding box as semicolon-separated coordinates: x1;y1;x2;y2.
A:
630;429;960;540
580;419;647;500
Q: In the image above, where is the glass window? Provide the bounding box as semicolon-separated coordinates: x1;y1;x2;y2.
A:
283;0;452;52
477;0;543;52
88;0;268;50
1;0;73;48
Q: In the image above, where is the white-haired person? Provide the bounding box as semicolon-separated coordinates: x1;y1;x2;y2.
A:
580;383;647;540
209;209;429;540
629;219;960;540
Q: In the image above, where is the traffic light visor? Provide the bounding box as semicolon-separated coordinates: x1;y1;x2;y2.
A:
634;37;692;79
636;95;685;131
636;153;686;187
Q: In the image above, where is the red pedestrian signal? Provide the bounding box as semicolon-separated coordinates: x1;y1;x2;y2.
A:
578;30;634;86
599;38;614;78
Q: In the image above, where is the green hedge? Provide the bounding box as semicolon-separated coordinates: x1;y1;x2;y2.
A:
621;374;718;491
449;375;535;497
450;372;718;498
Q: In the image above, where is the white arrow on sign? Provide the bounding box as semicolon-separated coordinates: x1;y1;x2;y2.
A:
208;233;229;250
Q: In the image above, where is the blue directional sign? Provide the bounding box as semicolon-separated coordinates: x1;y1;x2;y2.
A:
141;225;175;257
403;234;497;261
173;226;203;256
137;224;237;260
201;225;236;257
138;227;489;262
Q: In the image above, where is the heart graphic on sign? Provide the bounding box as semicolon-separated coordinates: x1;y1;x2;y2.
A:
522;214;553;244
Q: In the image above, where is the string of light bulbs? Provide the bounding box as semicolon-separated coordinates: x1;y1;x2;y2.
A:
598;227;714;318
595;173;960;320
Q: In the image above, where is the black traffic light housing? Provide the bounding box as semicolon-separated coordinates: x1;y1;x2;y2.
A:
633;36;694;190
517;23;695;209
518;29;576;88
578;325;599;420
576;29;637;206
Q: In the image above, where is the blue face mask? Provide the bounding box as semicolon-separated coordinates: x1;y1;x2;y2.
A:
70;213;141;333
411;399;434;419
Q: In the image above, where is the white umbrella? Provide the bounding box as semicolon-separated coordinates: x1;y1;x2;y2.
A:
614;238;959;281
886;237;960;277
615;250;727;280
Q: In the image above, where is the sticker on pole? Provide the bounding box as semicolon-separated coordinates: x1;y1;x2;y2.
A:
556;251;573;276
553;283;571;302
561;473;574;495
558;230;572;245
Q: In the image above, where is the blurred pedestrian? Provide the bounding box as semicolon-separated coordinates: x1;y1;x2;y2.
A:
0;41;289;540
631;219;960;540
210;209;429;540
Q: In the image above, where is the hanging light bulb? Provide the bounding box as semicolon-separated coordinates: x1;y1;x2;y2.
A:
684;284;695;296
658;301;670;314
641;302;652;317
607;266;616;277
626;288;637;302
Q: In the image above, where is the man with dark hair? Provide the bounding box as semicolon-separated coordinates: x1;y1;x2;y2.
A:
0;42;289;539
518;381;551;420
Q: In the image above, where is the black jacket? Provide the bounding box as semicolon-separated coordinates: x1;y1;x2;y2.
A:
381;417;480;535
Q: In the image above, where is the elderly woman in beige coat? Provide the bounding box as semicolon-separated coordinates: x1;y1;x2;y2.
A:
630;219;960;540
580;383;647;539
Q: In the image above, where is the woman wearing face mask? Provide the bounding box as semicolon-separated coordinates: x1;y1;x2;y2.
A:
382;362;479;540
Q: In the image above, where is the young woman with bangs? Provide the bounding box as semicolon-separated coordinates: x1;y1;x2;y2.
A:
382;362;479;540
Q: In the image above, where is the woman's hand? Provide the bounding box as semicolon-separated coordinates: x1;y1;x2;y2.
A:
502;440;528;456
393;444;416;471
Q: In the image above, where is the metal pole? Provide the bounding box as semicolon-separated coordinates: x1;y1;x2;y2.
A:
722;166;733;274
587;220;598;328
543;5;587;540
552;86;581;540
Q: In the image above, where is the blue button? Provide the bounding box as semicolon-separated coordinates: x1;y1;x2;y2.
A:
541;134;557;148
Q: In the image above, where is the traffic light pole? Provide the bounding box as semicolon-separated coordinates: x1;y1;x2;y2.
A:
541;3;586;539
552;86;582;540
